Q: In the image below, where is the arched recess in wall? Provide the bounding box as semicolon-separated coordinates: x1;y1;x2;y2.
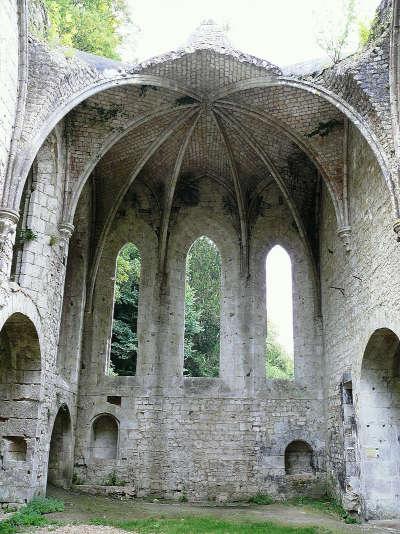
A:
184;236;221;377
358;328;400;518
47;404;73;489
108;243;141;376
265;245;294;379
0;313;41;464
90;414;119;460
285;440;315;475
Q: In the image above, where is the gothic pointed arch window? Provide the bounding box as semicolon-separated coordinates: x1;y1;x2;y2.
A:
265;245;294;379
108;243;141;376
184;236;221;377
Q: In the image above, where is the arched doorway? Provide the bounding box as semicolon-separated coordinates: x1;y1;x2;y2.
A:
47;405;73;489
358;328;400;518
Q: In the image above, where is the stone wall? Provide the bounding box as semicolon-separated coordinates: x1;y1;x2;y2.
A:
0;0;19;191
320;123;400;518
73;178;326;501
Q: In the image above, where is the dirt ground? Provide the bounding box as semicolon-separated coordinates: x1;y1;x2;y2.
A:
19;486;400;534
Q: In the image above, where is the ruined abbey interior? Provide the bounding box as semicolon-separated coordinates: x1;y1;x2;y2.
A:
1;0;400;522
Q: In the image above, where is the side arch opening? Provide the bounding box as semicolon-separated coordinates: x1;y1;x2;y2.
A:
358;328;400;518
47;404;73;489
184;236;221;377
0;313;41;503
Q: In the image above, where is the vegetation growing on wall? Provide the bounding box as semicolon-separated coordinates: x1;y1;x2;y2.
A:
41;0;131;59
313;0;356;63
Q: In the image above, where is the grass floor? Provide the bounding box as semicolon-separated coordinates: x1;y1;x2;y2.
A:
91;516;332;534
0;489;366;534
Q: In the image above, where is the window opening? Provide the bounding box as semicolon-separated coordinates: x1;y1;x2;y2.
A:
109;243;141;376
184;236;221;377
265;245;294;379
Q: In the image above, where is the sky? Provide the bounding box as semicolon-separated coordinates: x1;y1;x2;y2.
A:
124;0;381;66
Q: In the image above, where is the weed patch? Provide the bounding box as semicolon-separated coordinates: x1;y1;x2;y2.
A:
289;496;360;524
0;497;64;534
248;493;274;505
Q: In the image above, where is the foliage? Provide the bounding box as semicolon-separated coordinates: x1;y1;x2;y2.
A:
266;322;294;379
111;237;292;379
289;496;360;524
103;470;126;486
248;493;274;505
0;497;64;534
110;243;141;375
41;0;130;60
16;228;37;243
358;18;373;48
91;516;331;533
358;12;389;49
72;472;85;485
184;236;221;377
313;0;356;64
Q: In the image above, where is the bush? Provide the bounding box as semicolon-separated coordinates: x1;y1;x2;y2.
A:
248;493;274;505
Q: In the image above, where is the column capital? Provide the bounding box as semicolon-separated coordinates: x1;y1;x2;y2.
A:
58;222;74;248
0;208;19;280
337;226;352;253
0;208;19;238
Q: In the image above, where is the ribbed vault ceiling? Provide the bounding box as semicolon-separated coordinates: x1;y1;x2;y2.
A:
76;22;346;273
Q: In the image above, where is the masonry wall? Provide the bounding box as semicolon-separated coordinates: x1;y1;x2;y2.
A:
0;0;19;190
0;129;78;505
74;178;326;501
320;124;400;518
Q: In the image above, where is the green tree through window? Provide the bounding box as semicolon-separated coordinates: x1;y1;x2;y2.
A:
184;236;221;377
110;243;141;375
